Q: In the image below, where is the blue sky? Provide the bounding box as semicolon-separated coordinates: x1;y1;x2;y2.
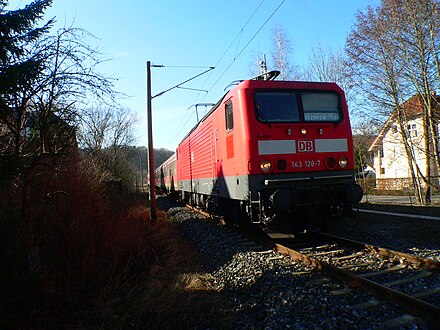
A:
14;0;380;150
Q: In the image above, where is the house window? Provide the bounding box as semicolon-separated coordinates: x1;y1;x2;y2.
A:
380;167;385;174
407;124;417;137
392;125;398;134
225;101;233;131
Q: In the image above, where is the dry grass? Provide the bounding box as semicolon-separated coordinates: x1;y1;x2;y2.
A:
1;155;235;329
176;273;218;292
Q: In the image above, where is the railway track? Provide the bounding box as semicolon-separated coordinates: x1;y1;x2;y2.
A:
243;228;440;327
185;202;440;327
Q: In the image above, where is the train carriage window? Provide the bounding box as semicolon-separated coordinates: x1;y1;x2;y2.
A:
225;101;233;131
254;92;299;123
301;92;341;122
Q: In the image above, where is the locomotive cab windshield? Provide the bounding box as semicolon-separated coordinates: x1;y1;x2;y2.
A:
254;90;342;123
255;91;300;123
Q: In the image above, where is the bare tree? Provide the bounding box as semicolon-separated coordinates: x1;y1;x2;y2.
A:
270;23;300;80
78;105;139;191
391;0;440;203
346;0;440;205
346;4;422;202
110;106;138;148
306;42;356;108
78;106;112;152
78;105;138;151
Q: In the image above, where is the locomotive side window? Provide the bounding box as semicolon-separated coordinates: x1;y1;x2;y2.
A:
301;92;341;122
254;92;300;123
225;101;233;131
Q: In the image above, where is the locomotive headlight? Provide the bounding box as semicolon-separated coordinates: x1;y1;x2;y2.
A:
260;160;272;172
339;156;348;168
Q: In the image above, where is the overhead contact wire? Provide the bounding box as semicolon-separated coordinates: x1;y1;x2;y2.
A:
194;0;266;103
168;0;286;147
206;0;286;95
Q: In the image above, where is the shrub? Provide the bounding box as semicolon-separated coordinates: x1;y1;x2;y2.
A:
2;153;233;328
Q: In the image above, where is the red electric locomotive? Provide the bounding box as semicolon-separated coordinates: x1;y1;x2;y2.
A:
172;71;362;228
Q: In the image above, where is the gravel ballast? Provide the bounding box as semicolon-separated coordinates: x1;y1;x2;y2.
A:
158;197;436;329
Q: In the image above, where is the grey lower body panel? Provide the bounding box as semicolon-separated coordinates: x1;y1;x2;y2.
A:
179;174;250;200
179;170;357;202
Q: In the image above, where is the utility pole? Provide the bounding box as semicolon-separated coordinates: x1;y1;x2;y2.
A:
146;61;157;222
146;62;214;222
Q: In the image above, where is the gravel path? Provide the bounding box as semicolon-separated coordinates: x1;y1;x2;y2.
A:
158;197;437;329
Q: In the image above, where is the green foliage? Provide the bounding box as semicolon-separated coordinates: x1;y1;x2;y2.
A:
0;0;53;109
1;0;54;181
0;0;53;63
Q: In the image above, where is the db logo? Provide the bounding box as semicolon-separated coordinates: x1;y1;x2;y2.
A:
298;140;314;152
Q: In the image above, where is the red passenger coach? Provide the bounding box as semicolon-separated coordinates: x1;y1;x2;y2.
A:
176;72;363;228
155;153;177;195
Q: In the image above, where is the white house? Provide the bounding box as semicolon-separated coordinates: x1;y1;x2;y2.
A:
368;94;440;191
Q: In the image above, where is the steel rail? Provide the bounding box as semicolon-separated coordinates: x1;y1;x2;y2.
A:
315;232;440;270
271;237;440;326
183;203;440;325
